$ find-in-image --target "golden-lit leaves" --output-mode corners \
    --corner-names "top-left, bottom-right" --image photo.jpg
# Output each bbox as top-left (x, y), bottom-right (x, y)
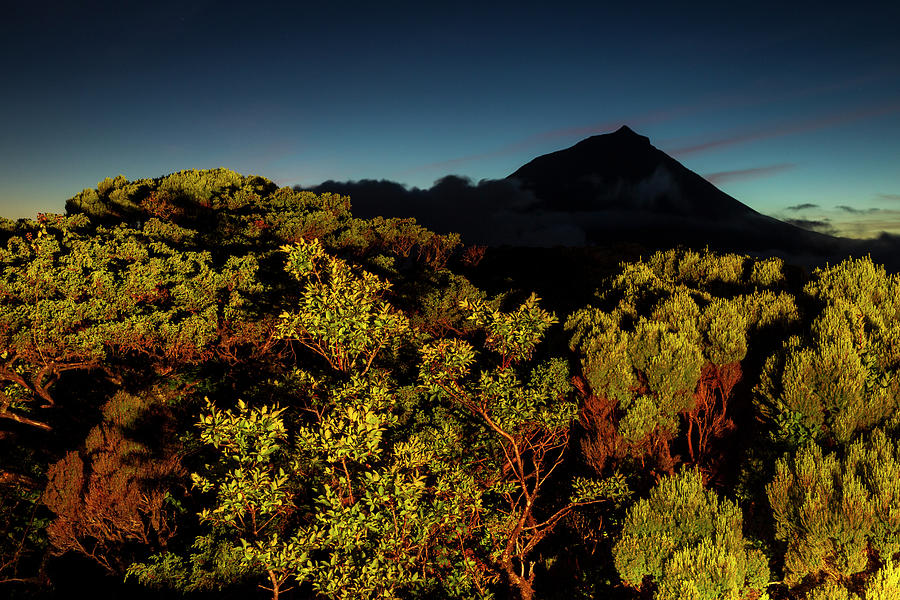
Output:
top-left (275, 238), bottom-right (410, 373)
top-left (0, 215), bottom-right (268, 423)
top-left (460, 292), bottom-right (557, 367)
top-left (767, 430), bottom-right (900, 587)
top-left (759, 257), bottom-right (900, 448)
top-left (613, 468), bottom-right (769, 599)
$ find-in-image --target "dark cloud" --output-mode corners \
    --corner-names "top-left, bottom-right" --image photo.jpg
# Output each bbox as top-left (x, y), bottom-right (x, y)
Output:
top-left (785, 203), bottom-right (819, 211)
top-left (836, 205), bottom-right (881, 214)
top-left (784, 218), bottom-right (839, 236)
top-left (306, 176), bottom-right (580, 247)
top-left (300, 176), bottom-right (900, 273)
top-left (853, 233), bottom-right (900, 272)
top-left (703, 163), bottom-right (795, 184)
top-left (303, 175), bottom-right (834, 253)
top-left (877, 193), bottom-right (900, 201)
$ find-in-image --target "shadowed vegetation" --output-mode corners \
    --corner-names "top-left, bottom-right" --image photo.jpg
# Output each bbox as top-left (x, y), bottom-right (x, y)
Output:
top-left (2, 169), bottom-right (900, 599)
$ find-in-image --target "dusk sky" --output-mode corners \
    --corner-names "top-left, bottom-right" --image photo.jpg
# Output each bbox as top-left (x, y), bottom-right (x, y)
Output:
top-left (3, 0), bottom-right (899, 237)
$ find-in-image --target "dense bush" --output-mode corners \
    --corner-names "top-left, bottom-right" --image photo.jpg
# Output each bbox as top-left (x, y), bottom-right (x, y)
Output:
top-left (566, 248), bottom-right (798, 477)
top-left (1, 170), bottom-right (898, 600)
top-left (613, 468), bottom-right (770, 599)
top-left (767, 428), bottom-right (900, 592)
top-left (756, 257), bottom-right (900, 450)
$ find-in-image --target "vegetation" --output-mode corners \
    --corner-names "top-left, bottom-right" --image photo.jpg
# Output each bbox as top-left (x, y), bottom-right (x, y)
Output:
top-left (2, 168), bottom-right (900, 599)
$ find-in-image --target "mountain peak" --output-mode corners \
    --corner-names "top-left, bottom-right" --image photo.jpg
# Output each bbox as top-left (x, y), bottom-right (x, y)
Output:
top-left (507, 126), bottom-right (748, 217)
top-left (571, 125), bottom-right (651, 151)
top-left (503, 128), bottom-right (842, 253)
top-left (612, 124), bottom-right (639, 136)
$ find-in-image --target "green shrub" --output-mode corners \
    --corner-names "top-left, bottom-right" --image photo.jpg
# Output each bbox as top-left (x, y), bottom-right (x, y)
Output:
top-left (767, 429), bottom-right (900, 587)
top-left (756, 257), bottom-right (900, 449)
top-left (613, 468), bottom-right (770, 599)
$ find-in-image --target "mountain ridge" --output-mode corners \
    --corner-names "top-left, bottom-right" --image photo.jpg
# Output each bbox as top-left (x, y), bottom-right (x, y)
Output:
top-left (308, 127), bottom-right (890, 263)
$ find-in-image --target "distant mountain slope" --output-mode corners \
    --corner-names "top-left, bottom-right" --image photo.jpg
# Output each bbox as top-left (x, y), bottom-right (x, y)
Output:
top-left (508, 126), bottom-right (751, 217)
top-left (505, 125), bottom-right (841, 254)
top-left (308, 127), bottom-right (900, 266)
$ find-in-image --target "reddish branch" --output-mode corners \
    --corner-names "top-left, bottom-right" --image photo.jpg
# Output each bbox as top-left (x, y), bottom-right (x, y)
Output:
top-left (574, 376), bottom-right (676, 477)
top-left (686, 362), bottom-right (740, 467)
top-left (438, 378), bottom-right (596, 600)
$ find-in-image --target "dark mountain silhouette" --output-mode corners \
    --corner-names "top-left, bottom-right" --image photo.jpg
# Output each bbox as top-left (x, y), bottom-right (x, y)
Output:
top-left (505, 125), bottom-right (842, 255)
top-left (309, 126), bottom-right (900, 270)
top-left (508, 126), bottom-right (749, 216)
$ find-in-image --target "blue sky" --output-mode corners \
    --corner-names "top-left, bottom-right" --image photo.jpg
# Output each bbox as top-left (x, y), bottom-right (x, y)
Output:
top-left (2, 0), bottom-right (899, 237)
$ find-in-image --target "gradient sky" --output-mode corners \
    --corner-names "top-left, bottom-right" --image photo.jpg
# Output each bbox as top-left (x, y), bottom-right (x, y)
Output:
top-left (3, 0), bottom-right (899, 237)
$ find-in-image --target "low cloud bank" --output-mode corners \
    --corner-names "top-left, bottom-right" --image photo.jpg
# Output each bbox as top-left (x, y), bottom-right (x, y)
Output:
top-left (783, 218), bottom-right (838, 236)
top-left (306, 176), bottom-right (585, 247)
top-left (303, 177), bottom-right (900, 271)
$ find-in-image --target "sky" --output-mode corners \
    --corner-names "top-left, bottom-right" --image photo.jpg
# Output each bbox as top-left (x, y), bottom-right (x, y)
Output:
top-left (2, 0), bottom-right (899, 237)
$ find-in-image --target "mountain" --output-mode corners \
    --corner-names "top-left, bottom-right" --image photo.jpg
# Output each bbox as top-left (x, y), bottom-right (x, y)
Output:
top-left (508, 126), bottom-right (747, 216)
top-left (310, 126), bottom-right (886, 263)
top-left (505, 125), bottom-right (841, 254)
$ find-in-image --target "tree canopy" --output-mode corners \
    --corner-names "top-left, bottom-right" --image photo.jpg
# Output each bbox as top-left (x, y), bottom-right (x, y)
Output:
top-left (2, 169), bottom-right (899, 600)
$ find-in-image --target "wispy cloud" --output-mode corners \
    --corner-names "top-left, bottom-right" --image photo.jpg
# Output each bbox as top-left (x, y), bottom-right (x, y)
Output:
top-left (785, 218), bottom-right (838, 235)
top-left (833, 212), bottom-right (900, 238)
top-left (405, 69), bottom-right (900, 176)
top-left (813, 206), bottom-right (900, 238)
top-left (669, 98), bottom-right (900, 156)
top-left (703, 163), bottom-right (795, 184)
top-left (786, 203), bottom-right (819, 211)
top-left (836, 205), bottom-right (881, 214)
top-left (877, 193), bottom-right (900, 201)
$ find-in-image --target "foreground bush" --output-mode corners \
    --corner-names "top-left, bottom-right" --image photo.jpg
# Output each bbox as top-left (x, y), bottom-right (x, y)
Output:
top-left (613, 468), bottom-right (770, 599)
top-left (767, 428), bottom-right (900, 590)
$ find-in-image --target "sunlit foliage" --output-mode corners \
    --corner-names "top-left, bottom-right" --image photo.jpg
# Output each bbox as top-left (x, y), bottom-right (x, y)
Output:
top-left (5, 169), bottom-right (900, 600)
top-left (566, 248), bottom-right (798, 475)
top-left (756, 257), bottom-right (900, 449)
top-left (767, 428), bottom-right (900, 591)
top-left (613, 468), bottom-right (770, 599)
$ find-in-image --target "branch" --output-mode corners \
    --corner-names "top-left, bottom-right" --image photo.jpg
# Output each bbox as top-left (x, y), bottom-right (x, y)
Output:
top-left (33, 360), bottom-right (98, 408)
top-left (0, 410), bottom-right (51, 431)
top-left (453, 385), bottom-right (531, 499)
top-left (521, 499), bottom-right (600, 556)
top-left (441, 381), bottom-right (529, 492)
top-left (0, 471), bottom-right (39, 488)
top-left (534, 436), bottom-right (570, 490)
top-left (0, 577), bottom-right (44, 586)
top-left (0, 365), bottom-right (29, 389)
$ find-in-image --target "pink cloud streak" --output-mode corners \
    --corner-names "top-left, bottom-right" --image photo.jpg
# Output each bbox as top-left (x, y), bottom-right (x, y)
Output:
top-left (405, 68), bottom-right (900, 175)
top-left (703, 163), bottom-right (796, 184)
top-left (670, 99), bottom-right (900, 156)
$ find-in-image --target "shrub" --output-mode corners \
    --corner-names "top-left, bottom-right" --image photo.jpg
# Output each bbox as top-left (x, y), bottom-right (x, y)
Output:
top-left (613, 468), bottom-right (770, 599)
top-left (767, 429), bottom-right (900, 587)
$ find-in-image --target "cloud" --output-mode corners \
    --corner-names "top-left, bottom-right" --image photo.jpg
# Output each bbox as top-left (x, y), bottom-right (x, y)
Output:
top-left (784, 218), bottom-right (839, 236)
top-left (877, 193), bottom-right (900, 201)
top-left (669, 98), bottom-right (900, 156)
top-left (786, 203), bottom-right (819, 211)
top-left (302, 175), bottom-right (900, 273)
top-left (853, 233), bottom-right (900, 271)
top-left (304, 174), bottom-right (826, 253)
top-left (409, 68), bottom-right (900, 175)
top-left (829, 209), bottom-right (900, 238)
top-left (836, 205), bottom-right (881, 214)
top-left (703, 163), bottom-right (795, 184)
top-left (305, 176), bottom-right (572, 246)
